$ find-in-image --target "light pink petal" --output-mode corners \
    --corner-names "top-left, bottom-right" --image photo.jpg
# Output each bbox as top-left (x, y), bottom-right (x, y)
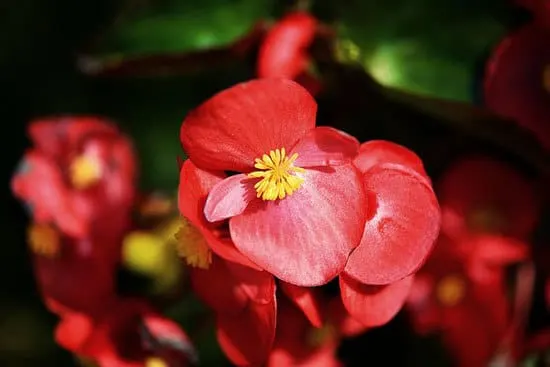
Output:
top-left (344, 164), bottom-right (440, 285)
top-left (340, 274), bottom-right (414, 327)
top-left (204, 174), bottom-right (257, 222)
top-left (231, 164), bottom-right (366, 286)
top-left (292, 127), bottom-right (360, 167)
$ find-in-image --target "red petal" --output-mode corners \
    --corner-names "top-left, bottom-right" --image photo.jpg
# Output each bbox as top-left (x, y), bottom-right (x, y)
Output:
top-left (484, 24), bottom-right (550, 150)
top-left (55, 312), bottom-right (93, 352)
top-left (345, 164), bottom-right (440, 285)
top-left (340, 274), bottom-right (413, 327)
top-left (438, 156), bottom-right (538, 240)
top-left (204, 174), bottom-right (257, 222)
top-left (179, 160), bottom-right (261, 269)
top-left (353, 140), bottom-right (427, 178)
top-left (231, 164), bottom-right (366, 286)
top-left (292, 127), bottom-right (360, 167)
top-left (180, 78), bottom-right (317, 172)
top-left (28, 116), bottom-right (117, 160)
top-left (217, 300), bottom-right (277, 366)
top-left (257, 12), bottom-right (317, 79)
top-left (226, 260), bottom-right (276, 305)
top-left (280, 282), bottom-right (323, 327)
top-left (190, 256), bottom-right (248, 314)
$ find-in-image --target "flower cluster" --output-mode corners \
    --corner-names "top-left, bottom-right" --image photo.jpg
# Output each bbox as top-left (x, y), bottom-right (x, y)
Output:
top-left (177, 78), bottom-right (441, 365)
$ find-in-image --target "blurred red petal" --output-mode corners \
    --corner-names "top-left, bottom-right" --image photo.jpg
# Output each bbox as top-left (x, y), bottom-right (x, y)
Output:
top-left (257, 12), bottom-right (317, 79)
top-left (340, 274), bottom-right (413, 327)
top-left (180, 79), bottom-right (316, 172)
top-left (280, 282), bottom-right (323, 327)
top-left (345, 164), bottom-right (440, 285)
top-left (231, 164), bottom-right (365, 286)
top-left (217, 299), bottom-right (277, 366)
top-left (55, 312), bottom-right (93, 352)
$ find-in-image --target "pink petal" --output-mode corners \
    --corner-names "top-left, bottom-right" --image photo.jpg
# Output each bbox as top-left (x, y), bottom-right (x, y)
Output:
top-left (204, 174), bottom-right (257, 222)
top-left (353, 140), bottom-right (428, 178)
top-left (180, 78), bottom-right (317, 172)
top-left (344, 164), bottom-right (440, 285)
top-left (217, 300), bottom-right (277, 366)
top-left (231, 164), bottom-right (365, 286)
top-left (292, 127), bottom-right (360, 167)
top-left (280, 282), bottom-right (323, 327)
top-left (340, 274), bottom-right (414, 327)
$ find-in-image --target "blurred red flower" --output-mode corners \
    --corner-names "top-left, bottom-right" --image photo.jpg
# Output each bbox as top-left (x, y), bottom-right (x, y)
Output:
top-left (55, 298), bottom-right (196, 367)
top-left (180, 78), bottom-right (366, 287)
top-left (484, 23), bottom-right (550, 151)
top-left (257, 12), bottom-right (321, 95)
top-left (516, 0), bottom-right (550, 27)
top-left (12, 117), bottom-right (137, 241)
top-left (406, 236), bottom-right (511, 367)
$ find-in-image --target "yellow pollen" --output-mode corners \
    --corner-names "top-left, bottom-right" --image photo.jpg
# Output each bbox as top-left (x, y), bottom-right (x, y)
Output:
top-left (248, 148), bottom-right (305, 201)
top-left (175, 217), bottom-right (212, 269)
top-left (27, 223), bottom-right (60, 258)
top-left (436, 275), bottom-right (466, 307)
top-left (306, 323), bottom-right (336, 347)
top-left (467, 207), bottom-right (506, 233)
top-left (69, 155), bottom-right (101, 189)
top-left (543, 65), bottom-right (550, 93)
top-left (145, 357), bottom-right (168, 367)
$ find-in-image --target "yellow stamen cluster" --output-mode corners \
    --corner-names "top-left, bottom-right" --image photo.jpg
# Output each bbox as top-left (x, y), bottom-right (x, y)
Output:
top-left (307, 323), bottom-right (336, 347)
top-left (27, 223), bottom-right (60, 258)
top-left (436, 274), bottom-right (466, 307)
top-left (176, 218), bottom-right (212, 269)
top-left (248, 148), bottom-right (305, 201)
top-left (145, 357), bottom-right (168, 367)
top-left (69, 155), bottom-right (101, 189)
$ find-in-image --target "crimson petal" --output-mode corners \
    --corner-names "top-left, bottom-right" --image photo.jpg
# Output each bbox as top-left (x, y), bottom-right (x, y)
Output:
top-left (180, 78), bottom-right (316, 172)
top-left (231, 164), bottom-right (365, 286)
top-left (340, 274), bottom-right (414, 327)
top-left (280, 282), bottom-right (323, 327)
top-left (344, 164), bottom-right (440, 285)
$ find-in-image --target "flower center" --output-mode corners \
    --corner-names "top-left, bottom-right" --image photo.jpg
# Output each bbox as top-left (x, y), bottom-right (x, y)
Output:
top-left (176, 217), bottom-right (212, 269)
top-left (248, 148), bottom-right (305, 201)
top-left (543, 65), bottom-right (550, 93)
top-left (69, 155), bottom-right (102, 189)
top-left (27, 223), bottom-right (60, 258)
top-left (306, 323), bottom-right (336, 347)
top-left (436, 275), bottom-right (466, 306)
top-left (145, 357), bottom-right (168, 367)
top-left (467, 207), bottom-right (506, 233)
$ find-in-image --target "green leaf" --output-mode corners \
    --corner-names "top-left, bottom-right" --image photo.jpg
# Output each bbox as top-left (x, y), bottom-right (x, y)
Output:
top-left (99, 0), bottom-right (274, 56)
top-left (337, 0), bottom-right (512, 101)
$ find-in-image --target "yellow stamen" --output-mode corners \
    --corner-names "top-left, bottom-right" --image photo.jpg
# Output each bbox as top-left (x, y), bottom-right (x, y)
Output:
top-left (543, 65), bottom-right (550, 93)
top-left (176, 217), bottom-right (212, 269)
top-left (69, 155), bottom-right (101, 189)
top-left (436, 274), bottom-right (466, 306)
top-left (467, 207), bottom-right (505, 233)
top-left (248, 148), bottom-right (305, 201)
top-left (306, 323), bottom-right (336, 347)
top-left (145, 357), bottom-right (168, 367)
top-left (27, 223), bottom-right (60, 258)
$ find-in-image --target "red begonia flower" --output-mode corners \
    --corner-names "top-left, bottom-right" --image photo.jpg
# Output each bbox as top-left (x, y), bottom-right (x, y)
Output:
top-left (12, 117), bottom-right (136, 240)
top-left (406, 236), bottom-right (511, 367)
top-left (257, 12), bottom-right (317, 79)
top-left (339, 273), bottom-right (414, 327)
top-left (180, 78), bottom-right (365, 286)
top-left (27, 223), bottom-right (115, 316)
top-left (191, 255), bottom-right (276, 366)
top-left (343, 141), bottom-right (440, 285)
top-left (56, 299), bottom-right (196, 367)
top-left (484, 24), bottom-right (550, 150)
